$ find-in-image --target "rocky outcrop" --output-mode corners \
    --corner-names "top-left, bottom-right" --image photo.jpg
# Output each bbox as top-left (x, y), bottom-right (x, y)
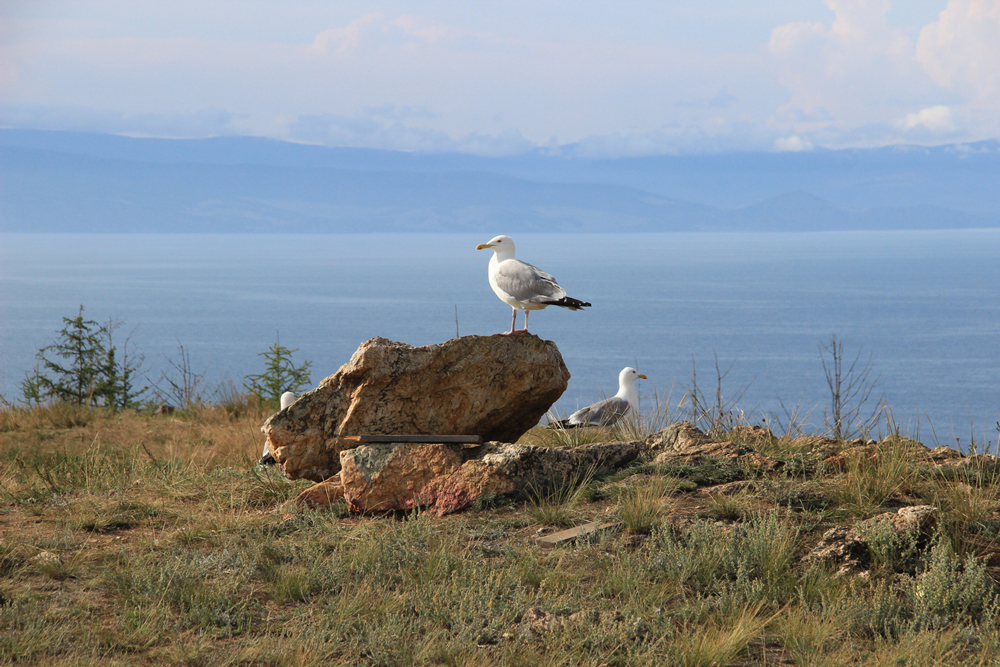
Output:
top-left (646, 422), bottom-right (781, 471)
top-left (802, 505), bottom-right (939, 575)
top-left (296, 439), bottom-right (644, 515)
top-left (263, 334), bottom-right (570, 481)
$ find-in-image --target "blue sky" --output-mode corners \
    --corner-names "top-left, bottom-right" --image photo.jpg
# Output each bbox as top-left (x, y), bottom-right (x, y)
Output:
top-left (1, 0), bottom-right (997, 155)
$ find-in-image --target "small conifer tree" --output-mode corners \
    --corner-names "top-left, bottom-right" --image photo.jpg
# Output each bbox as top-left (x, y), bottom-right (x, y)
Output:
top-left (24, 305), bottom-right (147, 409)
top-left (243, 335), bottom-right (313, 407)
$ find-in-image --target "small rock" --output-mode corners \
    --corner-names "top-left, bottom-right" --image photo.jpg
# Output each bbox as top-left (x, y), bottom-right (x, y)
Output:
top-left (647, 424), bottom-right (781, 471)
top-left (645, 421), bottom-right (712, 451)
top-left (295, 478), bottom-right (346, 509)
top-left (30, 551), bottom-right (61, 566)
top-left (516, 607), bottom-right (565, 639)
top-left (802, 505), bottom-right (939, 574)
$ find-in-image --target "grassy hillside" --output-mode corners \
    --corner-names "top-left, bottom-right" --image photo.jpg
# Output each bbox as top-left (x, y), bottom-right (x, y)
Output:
top-left (2, 403), bottom-right (999, 665)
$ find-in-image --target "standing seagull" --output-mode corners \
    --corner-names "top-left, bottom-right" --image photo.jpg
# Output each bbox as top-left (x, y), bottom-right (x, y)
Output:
top-left (475, 235), bottom-right (590, 334)
top-left (259, 391), bottom-right (296, 466)
top-left (550, 367), bottom-right (648, 428)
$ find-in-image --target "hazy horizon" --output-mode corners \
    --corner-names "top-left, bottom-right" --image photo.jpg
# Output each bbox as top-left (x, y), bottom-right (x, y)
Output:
top-left (2, 1), bottom-right (998, 157)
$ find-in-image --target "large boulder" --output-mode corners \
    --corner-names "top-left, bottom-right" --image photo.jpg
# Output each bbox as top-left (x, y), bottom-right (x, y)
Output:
top-left (297, 439), bottom-right (645, 516)
top-left (263, 334), bottom-right (570, 481)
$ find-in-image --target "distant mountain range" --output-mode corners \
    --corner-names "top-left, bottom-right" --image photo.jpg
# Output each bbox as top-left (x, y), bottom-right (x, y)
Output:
top-left (2, 129), bottom-right (998, 233)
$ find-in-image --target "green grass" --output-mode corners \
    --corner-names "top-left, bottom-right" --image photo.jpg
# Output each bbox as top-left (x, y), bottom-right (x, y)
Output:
top-left (2, 403), bottom-right (1000, 665)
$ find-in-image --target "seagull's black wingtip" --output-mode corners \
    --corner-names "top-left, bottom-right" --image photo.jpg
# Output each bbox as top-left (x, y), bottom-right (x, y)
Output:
top-left (546, 296), bottom-right (591, 311)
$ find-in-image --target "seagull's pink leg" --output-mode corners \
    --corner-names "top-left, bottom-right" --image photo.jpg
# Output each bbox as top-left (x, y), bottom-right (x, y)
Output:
top-left (498, 307), bottom-right (517, 335)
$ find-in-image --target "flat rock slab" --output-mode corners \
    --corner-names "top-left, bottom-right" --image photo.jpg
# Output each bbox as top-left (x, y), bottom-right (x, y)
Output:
top-left (263, 334), bottom-right (570, 482)
top-left (534, 522), bottom-right (617, 548)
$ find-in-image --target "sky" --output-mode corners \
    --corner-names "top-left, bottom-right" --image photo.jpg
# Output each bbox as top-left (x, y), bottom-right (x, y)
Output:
top-left (1, 0), bottom-right (998, 156)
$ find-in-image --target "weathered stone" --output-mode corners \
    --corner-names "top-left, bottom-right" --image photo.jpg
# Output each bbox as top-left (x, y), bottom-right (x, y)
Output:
top-left (295, 477), bottom-right (346, 508)
top-left (645, 421), bottom-right (713, 451)
top-left (30, 551), bottom-right (62, 566)
top-left (341, 443), bottom-right (465, 513)
top-left (928, 446), bottom-right (964, 462)
top-left (935, 453), bottom-right (998, 478)
top-left (802, 505), bottom-right (939, 575)
top-left (823, 437), bottom-right (960, 471)
top-left (263, 334), bottom-right (570, 481)
top-left (516, 607), bottom-right (565, 638)
top-left (801, 526), bottom-right (872, 574)
top-left (644, 422), bottom-right (781, 471)
top-left (297, 439), bottom-right (644, 515)
top-left (855, 504), bottom-right (938, 541)
top-left (651, 438), bottom-right (782, 471)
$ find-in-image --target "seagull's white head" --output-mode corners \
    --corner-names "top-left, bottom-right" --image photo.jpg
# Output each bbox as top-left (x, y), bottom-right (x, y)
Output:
top-left (476, 235), bottom-right (515, 255)
top-left (619, 367), bottom-right (648, 386)
top-left (280, 391), bottom-right (296, 410)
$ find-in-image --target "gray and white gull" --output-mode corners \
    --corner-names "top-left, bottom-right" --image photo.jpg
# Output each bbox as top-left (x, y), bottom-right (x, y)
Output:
top-left (475, 235), bottom-right (590, 334)
top-left (550, 367), bottom-right (647, 429)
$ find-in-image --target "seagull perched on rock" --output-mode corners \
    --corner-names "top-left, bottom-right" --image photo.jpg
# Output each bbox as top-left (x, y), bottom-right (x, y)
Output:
top-left (549, 367), bottom-right (647, 429)
top-left (475, 235), bottom-right (590, 334)
top-left (259, 391), bottom-right (296, 466)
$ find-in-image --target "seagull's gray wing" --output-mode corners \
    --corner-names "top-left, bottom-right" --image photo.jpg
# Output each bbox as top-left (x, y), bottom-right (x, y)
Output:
top-left (568, 396), bottom-right (631, 426)
top-left (493, 259), bottom-right (567, 303)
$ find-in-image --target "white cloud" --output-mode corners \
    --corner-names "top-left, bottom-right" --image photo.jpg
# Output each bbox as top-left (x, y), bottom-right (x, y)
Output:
top-left (391, 15), bottom-right (451, 43)
top-left (897, 105), bottom-right (955, 132)
top-left (303, 14), bottom-right (380, 56)
top-left (769, 0), bottom-right (923, 117)
top-left (762, 0), bottom-right (1000, 149)
top-left (916, 0), bottom-right (1000, 103)
top-left (773, 135), bottom-right (814, 152)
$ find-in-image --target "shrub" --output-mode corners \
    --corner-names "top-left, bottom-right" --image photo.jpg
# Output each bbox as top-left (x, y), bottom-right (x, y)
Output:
top-left (909, 533), bottom-right (1000, 631)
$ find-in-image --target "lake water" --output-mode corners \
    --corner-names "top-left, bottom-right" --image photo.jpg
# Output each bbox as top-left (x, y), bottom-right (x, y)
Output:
top-left (1, 231), bottom-right (998, 448)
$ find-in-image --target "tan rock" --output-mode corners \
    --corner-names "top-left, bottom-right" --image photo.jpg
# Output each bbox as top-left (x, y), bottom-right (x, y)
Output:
top-left (802, 505), bottom-right (939, 574)
top-left (516, 607), bottom-right (565, 639)
top-left (801, 526), bottom-right (871, 574)
top-left (263, 334), bottom-right (570, 481)
top-left (295, 478), bottom-right (346, 508)
top-left (651, 435), bottom-right (782, 472)
top-left (645, 421), bottom-right (713, 451)
top-left (298, 439), bottom-right (644, 515)
top-left (928, 446), bottom-right (964, 462)
top-left (341, 443), bottom-right (464, 513)
top-left (855, 504), bottom-right (938, 540)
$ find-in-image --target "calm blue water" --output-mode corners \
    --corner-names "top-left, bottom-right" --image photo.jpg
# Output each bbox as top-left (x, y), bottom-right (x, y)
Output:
top-left (1, 232), bottom-right (998, 448)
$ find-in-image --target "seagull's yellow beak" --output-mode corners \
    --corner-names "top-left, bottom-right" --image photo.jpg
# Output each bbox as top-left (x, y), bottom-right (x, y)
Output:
top-left (638, 374), bottom-right (648, 380)
top-left (476, 243), bottom-right (492, 250)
